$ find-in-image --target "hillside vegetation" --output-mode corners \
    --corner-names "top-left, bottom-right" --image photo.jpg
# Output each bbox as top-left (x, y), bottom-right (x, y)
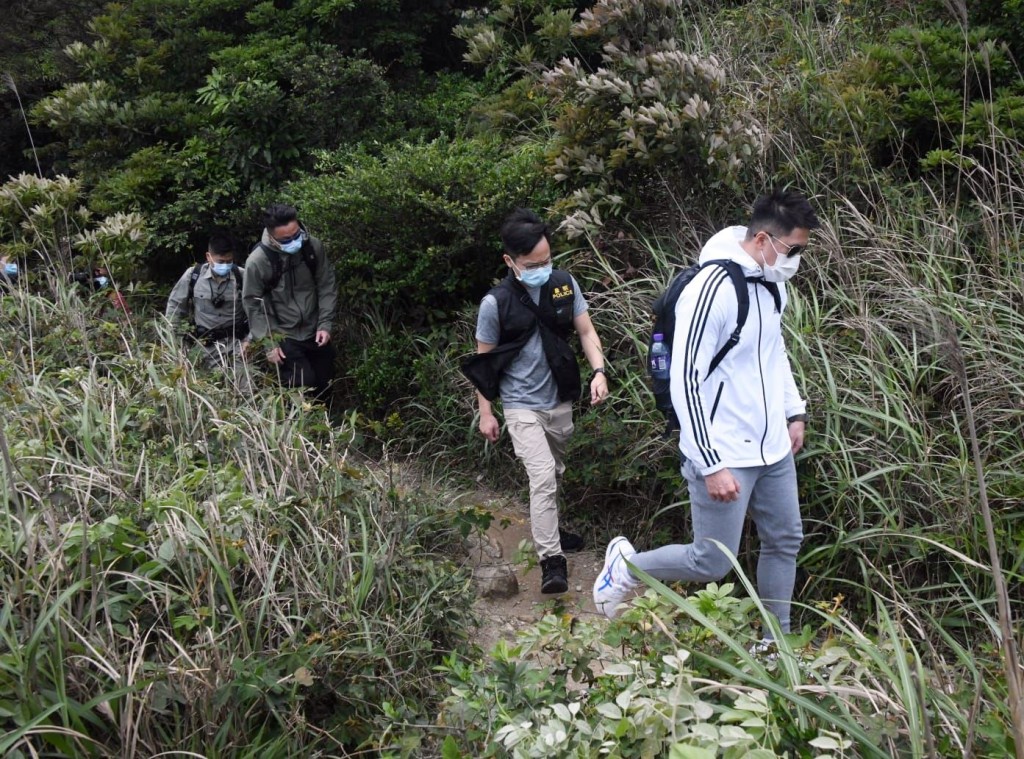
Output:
top-left (2, 0), bottom-right (1024, 756)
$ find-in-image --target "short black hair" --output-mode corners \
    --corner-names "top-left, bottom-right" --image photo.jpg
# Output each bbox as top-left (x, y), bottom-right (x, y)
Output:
top-left (208, 233), bottom-right (234, 257)
top-left (500, 208), bottom-right (551, 258)
top-left (747, 189), bottom-right (820, 238)
top-left (263, 203), bottom-right (299, 231)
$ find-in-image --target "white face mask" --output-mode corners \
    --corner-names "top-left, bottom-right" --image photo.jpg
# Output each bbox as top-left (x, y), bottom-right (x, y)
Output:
top-left (511, 260), bottom-right (552, 288)
top-left (763, 253), bottom-right (801, 282)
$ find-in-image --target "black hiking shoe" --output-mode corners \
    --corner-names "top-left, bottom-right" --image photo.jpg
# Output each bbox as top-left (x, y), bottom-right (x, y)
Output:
top-left (540, 554), bottom-right (568, 594)
top-left (559, 528), bottom-right (584, 553)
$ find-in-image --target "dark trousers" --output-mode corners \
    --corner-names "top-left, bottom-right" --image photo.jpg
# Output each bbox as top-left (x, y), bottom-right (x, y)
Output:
top-left (276, 337), bottom-right (336, 401)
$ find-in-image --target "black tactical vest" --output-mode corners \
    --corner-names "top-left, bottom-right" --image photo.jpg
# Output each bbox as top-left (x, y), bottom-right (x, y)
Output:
top-left (491, 269), bottom-right (575, 343)
top-left (488, 269), bottom-right (580, 402)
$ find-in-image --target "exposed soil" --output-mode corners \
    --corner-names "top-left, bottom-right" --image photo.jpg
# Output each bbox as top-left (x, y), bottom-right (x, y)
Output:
top-left (358, 453), bottom-right (614, 656)
top-left (458, 490), bottom-right (608, 655)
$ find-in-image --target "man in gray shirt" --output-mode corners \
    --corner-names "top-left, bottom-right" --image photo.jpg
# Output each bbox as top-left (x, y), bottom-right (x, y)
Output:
top-left (469, 208), bottom-right (609, 594)
top-left (166, 233), bottom-right (250, 389)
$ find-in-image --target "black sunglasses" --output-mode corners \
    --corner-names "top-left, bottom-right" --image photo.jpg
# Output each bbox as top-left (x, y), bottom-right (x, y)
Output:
top-left (274, 228), bottom-right (305, 245)
top-left (768, 234), bottom-right (805, 258)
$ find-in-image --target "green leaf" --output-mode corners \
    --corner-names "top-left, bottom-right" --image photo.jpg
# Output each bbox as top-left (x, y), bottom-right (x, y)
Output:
top-left (158, 538), bottom-right (176, 561)
top-left (669, 745), bottom-right (715, 759)
top-left (441, 735), bottom-right (462, 759)
top-left (809, 736), bottom-right (843, 750)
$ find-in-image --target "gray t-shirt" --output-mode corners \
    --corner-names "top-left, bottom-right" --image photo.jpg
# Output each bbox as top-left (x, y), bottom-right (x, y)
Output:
top-left (475, 273), bottom-right (588, 410)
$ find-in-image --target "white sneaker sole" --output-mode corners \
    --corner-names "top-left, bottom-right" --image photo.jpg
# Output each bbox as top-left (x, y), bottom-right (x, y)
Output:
top-left (593, 536), bottom-right (635, 617)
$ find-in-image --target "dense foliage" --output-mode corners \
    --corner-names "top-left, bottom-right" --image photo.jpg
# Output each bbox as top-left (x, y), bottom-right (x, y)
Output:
top-left (456, 0), bottom-right (764, 237)
top-left (440, 581), bottom-right (990, 756)
top-left (285, 136), bottom-right (558, 320)
top-left (0, 220), bottom-right (475, 754)
top-left (26, 0), bottom-right (491, 271)
top-left (4, 0), bottom-right (1024, 754)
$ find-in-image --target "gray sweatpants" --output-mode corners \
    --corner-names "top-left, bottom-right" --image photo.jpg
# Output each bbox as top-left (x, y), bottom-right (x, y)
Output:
top-left (631, 453), bottom-right (803, 632)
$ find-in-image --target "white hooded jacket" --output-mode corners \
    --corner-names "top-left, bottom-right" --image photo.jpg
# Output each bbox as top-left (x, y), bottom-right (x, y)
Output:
top-left (669, 225), bottom-right (806, 475)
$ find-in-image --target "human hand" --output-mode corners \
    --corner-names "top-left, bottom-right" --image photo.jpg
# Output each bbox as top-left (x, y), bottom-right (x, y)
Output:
top-left (315, 330), bottom-right (331, 346)
top-left (590, 372), bottom-right (608, 405)
top-left (704, 468), bottom-right (741, 502)
top-left (788, 421), bottom-right (805, 454)
top-left (479, 413), bottom-right (500, 443)
top-left (267, 346), bottom-right (286, 365)
top-left (240, 340), bottom-right (250, 359)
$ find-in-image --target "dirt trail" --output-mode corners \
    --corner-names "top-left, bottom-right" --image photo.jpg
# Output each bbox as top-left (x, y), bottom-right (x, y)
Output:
top-left (463, 492), bottom-right (607, 655)
top-left (358, 454), bottom-right (610, 654)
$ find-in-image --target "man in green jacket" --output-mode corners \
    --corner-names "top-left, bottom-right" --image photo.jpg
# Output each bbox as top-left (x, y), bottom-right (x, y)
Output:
top-left (242, 203), bottom-right (338, 400)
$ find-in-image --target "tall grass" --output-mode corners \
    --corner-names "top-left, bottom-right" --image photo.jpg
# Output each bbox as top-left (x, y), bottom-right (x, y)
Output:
top-left (395, 3), bottom-right (1024, 754)
top-left (0, 281), bottom-right (474, 755)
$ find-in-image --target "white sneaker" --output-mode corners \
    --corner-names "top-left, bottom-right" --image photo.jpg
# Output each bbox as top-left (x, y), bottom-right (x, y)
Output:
top-left (593, 536), bottom-right (637, 618)
top-left (748, 637), bottom-right (778, 662)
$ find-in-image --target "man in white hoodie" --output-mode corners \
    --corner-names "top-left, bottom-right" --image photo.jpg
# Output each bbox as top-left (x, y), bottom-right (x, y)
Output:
top-left (594, 189), bottom-right (818, 638)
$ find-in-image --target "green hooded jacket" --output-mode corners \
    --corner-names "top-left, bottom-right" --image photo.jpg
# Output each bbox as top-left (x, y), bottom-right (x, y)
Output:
top-left (242, 229), bottom-right (338, 343)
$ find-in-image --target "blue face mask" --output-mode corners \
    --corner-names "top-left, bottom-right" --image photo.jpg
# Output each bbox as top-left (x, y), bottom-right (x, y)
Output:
top-left (280, 236), bottom-right (304, 254)
top-left (3, 263), bottom-right (17, 276)
top-left (513, 262), bottom-right (553, 288)
top-left (211, 262), bottom-right (233, 277)
top-left (95, 276), bottom-right (109, 289)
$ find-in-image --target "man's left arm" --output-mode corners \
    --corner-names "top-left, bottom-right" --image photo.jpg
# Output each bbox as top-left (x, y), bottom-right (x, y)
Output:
top-left (781, 349), bottom-right (807, 454)
top-left (573, 311), bottom-right (608, 405)
top-left (313, 240), bottom-right (338, 346)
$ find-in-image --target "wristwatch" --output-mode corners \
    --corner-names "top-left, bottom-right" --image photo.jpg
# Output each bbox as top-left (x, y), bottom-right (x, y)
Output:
top-left (592, 367), bottom-right (606, 379)
top-left (787, 413), bottom-right (808, 424)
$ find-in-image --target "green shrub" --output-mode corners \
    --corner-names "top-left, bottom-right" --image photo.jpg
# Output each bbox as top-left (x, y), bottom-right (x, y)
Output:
top-left (870, 26), bottom-right (1016, 160)
top-left (454, 0), bottom-right (591, 135)
top-left (349, 312), bottom-right (418, 416)
top-left (456, 0), bottom-right (764, 238)
top-left (283, 135), bottom-right (558, 321)
top-left (439, 577), bottom-right (989, 757)
top-left (27, 0), bottom-right (491, 266)
top-left (0, 172), bottom-right (149, 281)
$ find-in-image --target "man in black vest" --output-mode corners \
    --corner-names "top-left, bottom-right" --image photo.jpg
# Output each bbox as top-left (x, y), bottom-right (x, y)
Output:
top-left (469, 208), bottom-right (609, 594)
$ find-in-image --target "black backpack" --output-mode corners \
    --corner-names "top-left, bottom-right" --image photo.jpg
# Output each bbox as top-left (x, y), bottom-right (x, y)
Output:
top-left (649, 259), bottom-right (749, 434)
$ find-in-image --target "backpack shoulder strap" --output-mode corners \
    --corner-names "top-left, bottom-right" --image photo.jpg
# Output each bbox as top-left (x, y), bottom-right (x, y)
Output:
top-left (300, 239), bottom-right (318, 278)
top-left (548, 269), bottom-right (571, 288)
top-left (707, 259), bottom-right (749, 375)
top-left (515, 283), bottom-right (555, 330)
top-left (258, 243), bottom-right (284, 293)
top-left (232, 266), bottom-right (243, 289)
top-left (511, 274), bottom-right (569, 334)
top-left (186, 263), bottom-right (203, 304)
top-left (748, 276), bottom-right (781, 313)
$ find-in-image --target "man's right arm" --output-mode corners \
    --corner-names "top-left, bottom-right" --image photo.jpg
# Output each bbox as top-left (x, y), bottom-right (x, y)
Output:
top-left (241, 252), bottom-right (271, 340)
top-left (476, 341), bottom-right (500, 442)
top-left (165, 269), bottom-right (192, 323)
top-left (475, 295), bottom-right (501, 442)
top-left (670, 267), bottom-right (741, 500)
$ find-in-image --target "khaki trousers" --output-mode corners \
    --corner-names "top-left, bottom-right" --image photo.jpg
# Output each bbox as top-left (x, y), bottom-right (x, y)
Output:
top-left (505, 402), bottom-right (574, 559)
